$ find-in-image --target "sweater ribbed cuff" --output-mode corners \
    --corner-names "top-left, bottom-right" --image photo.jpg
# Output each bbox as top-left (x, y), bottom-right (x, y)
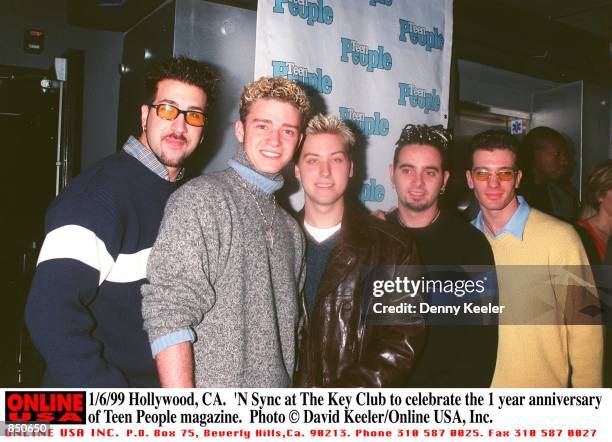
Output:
top-left (150, 328), bottom-right (196, 358)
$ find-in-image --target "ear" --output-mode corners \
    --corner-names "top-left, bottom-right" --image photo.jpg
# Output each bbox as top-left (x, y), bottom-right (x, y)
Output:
top-left (466, 170), bottom-right (474, 189)
top-left (515, 169), bottom-right (523, 189)
top-left (349, 160), bottom-right (354, 178)
top-left (140, 104), bottom-right (150, 132)
top-left (389, 164), bottom-right (395, 181)
top-left (234, 120), bottom-right (245, 144)
top-left (443, 170), bottom-right (450, 188)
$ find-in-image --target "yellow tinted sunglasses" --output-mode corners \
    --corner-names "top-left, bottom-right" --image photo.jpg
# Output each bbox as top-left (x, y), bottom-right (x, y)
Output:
top-left (472, 168), bottom-right (516, 182)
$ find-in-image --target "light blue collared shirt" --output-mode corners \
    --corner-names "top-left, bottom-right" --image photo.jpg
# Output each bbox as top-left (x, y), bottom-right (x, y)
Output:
top-left (472, 196), bottom-right (531, 240)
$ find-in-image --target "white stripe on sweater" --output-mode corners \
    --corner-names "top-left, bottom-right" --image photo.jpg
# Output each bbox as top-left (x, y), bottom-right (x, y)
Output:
top-left (37, 225), bottom-right (150, 285)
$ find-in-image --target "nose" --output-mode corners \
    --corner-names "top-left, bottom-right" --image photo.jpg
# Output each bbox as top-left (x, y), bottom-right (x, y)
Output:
top-left (171, 113), bottom-right (187, 134)
top-left (413, 171), bottom-right (425, 188)
top-left (320, 160), bottom-right (331, 177)
top-left (269, 129), bottom-right (281, 146)
top-left (488, 173), bottom-right (501, 188)
top-left (559, 151), bottom-right (569, 169)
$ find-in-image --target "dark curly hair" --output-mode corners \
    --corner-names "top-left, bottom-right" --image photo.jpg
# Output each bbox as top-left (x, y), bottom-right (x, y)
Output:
top-left (393, 124), bottom-right (451, 170)
top-left (469, 129), bottom-right (520, 169)
top-left (144, 56), bottom-right (218, 105)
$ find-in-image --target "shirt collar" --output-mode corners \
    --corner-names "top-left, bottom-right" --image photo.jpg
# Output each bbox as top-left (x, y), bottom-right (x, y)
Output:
top-left (472, 195), bottom-right (531, 240)
top-left (123, 136), bottom-right (184, 181)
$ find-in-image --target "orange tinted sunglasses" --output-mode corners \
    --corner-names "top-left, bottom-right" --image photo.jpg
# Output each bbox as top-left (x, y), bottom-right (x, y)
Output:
top-left (472, 168), bottom-right (516, 182)
top-left (149, 103), bottom-right (206, 127)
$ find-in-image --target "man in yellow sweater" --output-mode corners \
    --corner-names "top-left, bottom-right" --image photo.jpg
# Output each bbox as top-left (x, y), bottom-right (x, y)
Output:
top-left (466, 129), bottom-right (603, 387)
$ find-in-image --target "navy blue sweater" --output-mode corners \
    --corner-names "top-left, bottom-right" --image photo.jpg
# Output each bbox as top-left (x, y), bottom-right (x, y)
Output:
top-left (25, 150), bottom-right (176, 387)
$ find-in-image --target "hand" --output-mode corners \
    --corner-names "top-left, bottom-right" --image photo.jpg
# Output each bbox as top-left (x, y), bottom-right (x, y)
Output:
top-left (371, 206), bottom-right (397, 221)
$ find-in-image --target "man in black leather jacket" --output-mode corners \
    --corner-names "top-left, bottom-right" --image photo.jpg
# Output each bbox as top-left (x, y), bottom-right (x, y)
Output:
top-left (293, 114), bottom-right (425, 387)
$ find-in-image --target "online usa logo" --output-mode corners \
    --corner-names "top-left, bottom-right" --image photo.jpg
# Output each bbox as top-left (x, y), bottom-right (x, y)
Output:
top-left (340, 38), bottom-right (392, 73)
top-left (369, 0), bottom-right (392, 5)
top-left (399, 19), bottom-right (444, 52)
top-left (272, 60), bottom-right (332, 94)
top-left (398, 83), bottom-right (440, 114)
top-left (339, 107), bottom-right (389, 137)
top-left (272, 0), bottom-right (333, 26)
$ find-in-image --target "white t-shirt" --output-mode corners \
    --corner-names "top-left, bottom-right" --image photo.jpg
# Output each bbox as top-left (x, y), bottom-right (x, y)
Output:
top-left (303, 221), bottom-right (342, 243)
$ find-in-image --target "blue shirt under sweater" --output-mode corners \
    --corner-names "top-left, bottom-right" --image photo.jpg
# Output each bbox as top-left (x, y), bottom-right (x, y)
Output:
top-left (25, 145), bottom-right (177, 387)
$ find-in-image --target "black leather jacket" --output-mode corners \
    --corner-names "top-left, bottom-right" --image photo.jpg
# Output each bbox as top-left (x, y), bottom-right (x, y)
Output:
top-left (294, 204), bottom-right (425, 387)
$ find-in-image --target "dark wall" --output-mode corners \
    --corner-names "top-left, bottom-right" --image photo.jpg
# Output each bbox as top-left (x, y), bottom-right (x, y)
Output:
top-left (1, 0), bottom-right (124, 170)
top-left (117, 1), bottom-right (175, 147)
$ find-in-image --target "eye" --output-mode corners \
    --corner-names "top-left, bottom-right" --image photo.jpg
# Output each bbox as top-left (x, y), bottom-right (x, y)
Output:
top-left (426, 170), bottom-right (437, 177)
top-left (306, 158), bottom-right (318, 165)
top-left (283, 129), bottom-right (296, 136)
top-left (256, 123), bottom-right (268, 130)
top-left (473, 169), bottom-right (490, 181)
top-left (333, 157), bottom-right (345, 163)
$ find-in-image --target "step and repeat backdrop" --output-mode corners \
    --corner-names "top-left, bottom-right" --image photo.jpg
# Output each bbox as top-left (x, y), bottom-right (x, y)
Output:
top-left (254, 0), bottom-right (453, 210)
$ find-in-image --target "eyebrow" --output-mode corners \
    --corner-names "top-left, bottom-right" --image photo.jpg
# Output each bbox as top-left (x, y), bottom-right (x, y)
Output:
top-left (398, 163), bottom-right (440, 171)
top-left (156, 99), bottom-right (204, 112)
top-left (252, 118), bottom-right (299, 130)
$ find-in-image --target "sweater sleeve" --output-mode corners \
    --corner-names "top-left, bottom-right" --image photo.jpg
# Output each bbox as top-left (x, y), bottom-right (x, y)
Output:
top-left (141, 185), bottom-right (219, 353)
top-left (553, 227), bottom-right (603, 387)
top-left (25, 193), bottom-right (128, 387)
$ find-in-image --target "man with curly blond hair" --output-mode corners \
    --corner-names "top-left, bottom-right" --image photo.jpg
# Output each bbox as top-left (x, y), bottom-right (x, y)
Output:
top-left (142, 76), bottom-right (310, 387)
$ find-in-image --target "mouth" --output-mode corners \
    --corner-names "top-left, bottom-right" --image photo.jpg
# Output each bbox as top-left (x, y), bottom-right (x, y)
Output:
top-left (315, 183), bottom-right (334, 189)
top-left (163, 134), bottom-right (187, 148)
top-left (408, 191), bottom-right (426, 199)
top-left (260, 150), bottom-right (281, 159)
top-left (485, 193), bottom-right (503, 200)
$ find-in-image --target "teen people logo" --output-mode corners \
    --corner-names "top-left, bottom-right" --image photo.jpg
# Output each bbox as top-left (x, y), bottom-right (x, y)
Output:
top-left (339, 107), bottom-right (389, 137)
top-left (340, 38), bottom-right (392, 73)
top-left (398, 83), bottom-right (441, 115)
top-left (360, 179), bottom-right (386, 203)
top-left (272, 0), bottom-right (333, 26)
top-left (369, 0), bottom-right (392, 6)
top-left (399, 19), bottom-right (444, 52)
top-left (272, 60), bottom-right (332, 95)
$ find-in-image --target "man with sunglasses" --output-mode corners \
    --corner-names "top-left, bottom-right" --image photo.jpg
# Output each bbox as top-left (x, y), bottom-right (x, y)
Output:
top-left (467, 129), bottom-right (602, 387)
top-left (141, 77), bottom-right (309, 387)
top-left (25, 56), bottom-right (216, 387)
top-left (384, 124), bottom-right (498, 387)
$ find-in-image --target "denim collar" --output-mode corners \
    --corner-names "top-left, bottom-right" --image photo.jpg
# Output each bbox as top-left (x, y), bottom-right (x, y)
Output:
top-left (228, 148), bottom-right (283, 195)
top-left (473, 195), bottom-right (531, 240)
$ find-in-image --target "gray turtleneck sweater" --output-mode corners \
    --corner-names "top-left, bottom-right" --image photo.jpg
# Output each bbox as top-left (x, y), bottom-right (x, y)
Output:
top-left (141, 149), bottom-right (305, 387)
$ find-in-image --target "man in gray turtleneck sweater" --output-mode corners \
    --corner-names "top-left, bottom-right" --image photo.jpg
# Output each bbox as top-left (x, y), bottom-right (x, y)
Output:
top-left (141, 77), bottom-right (310, 387)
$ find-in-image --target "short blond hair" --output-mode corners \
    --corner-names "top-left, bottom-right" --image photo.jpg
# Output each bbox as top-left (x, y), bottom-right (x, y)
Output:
top-left (304, 114), bottom-right (356, 153)
top-left (239, 76), bottom-right (310, 127)
top-left (585, 159), bottom-right (612, 211)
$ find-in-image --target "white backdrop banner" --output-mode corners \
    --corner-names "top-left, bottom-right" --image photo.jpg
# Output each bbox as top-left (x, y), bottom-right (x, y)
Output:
top-left (255, 0), bottom-right (453, 210)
